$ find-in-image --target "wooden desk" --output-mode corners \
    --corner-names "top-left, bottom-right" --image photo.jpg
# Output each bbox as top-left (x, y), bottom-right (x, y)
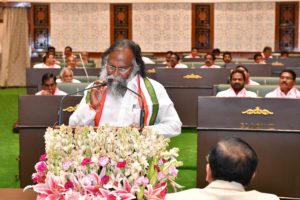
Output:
top-left (0, 189), bottom-right (36, 200)
top-left (19, 95), bottom-right (82, 187)
top-left (197, 97), bottom-right (300, 197)
top-left (156, 68), bottom-right (230, 127)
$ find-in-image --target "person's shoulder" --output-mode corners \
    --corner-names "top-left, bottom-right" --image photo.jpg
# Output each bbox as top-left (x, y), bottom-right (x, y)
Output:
top-left (216, 89), bottom-right (229, 97)
top-left (165, 189), bottom-right (206, 200)
top-left (265, 88), bottom-right (277, 98)
top-left (246, 90), bottom-right (258, 97)
top-left (250, 190), bottom-right (280, 200)
top-left (145, 77), bottom-right (164, 89)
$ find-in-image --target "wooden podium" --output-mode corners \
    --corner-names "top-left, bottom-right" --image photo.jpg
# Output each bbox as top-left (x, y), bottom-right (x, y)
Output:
top-left (18, 95), bottom-right (82, 187)
top-left (197, 97), bottom-right (300, 198)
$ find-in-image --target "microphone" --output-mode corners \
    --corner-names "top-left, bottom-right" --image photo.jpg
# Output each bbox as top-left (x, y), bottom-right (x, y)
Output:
top-left (118, 81), bottom-right (145, 130)
top-left (58, 81), bottom-right (108, 125)
top-left (79, 53), bottom-right (90, 83)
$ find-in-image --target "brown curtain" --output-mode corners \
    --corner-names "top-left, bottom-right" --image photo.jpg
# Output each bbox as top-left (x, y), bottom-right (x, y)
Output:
top-left (0, 8), bottom-right (29, 87)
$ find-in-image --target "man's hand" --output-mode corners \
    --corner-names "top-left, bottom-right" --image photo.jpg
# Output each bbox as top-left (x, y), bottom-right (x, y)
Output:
top-left (90, 80), bottom-right (107, 111)
top-left (40, 90), bottom-right (53, 96)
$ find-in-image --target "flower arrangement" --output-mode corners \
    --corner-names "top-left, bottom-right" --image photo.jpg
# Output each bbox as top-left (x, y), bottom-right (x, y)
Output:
top-left (26, 125), bottom-right (183, 200)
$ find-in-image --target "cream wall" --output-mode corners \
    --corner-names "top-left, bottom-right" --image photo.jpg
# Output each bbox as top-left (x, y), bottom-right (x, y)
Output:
top-left (214, 2), bottom-right (275, 52)
top-left (50, 3), bottom-right (110, 52)
top-left (48, 2), bottom-right (299, 52)
top-left (132, 3), bottom-right (191, 52)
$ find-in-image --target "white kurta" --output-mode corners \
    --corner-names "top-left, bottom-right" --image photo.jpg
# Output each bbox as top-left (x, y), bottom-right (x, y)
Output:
top-left (265, 87), bottom-right (300, 98)
top-left (216, 87), bottom-right (257, 97)
top-left (165, 180), bottom-right (280, 200)
top-left (33, 63), bottom-right (61, 68)
top-left (69, 75), bottom-right (182, 137)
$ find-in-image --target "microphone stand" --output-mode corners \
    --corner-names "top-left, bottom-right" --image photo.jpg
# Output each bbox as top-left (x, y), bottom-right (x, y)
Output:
top-left (58, 82), bottom-right (107, 125)
top-left (121, 85), bottom-right (145, 130)
top-left (79, 53), bottom-right (90, 83)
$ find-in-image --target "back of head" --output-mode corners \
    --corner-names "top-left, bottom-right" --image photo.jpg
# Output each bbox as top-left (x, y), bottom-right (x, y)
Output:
top-left (208, 137), bottom-right (258, 186)
top-left (101, 39), bottom-right (145, 78)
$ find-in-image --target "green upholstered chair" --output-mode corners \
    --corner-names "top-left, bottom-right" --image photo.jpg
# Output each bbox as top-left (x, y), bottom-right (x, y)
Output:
top-left (57, 83), bottom-right (90, 95)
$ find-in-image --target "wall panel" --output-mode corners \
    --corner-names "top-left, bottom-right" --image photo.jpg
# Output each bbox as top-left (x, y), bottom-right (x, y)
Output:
top-left (50, 3), bottom-right (110, 52)
top-left (132, 3), bottom-right (191, 52)
top-left (214, 2), bottom-right (275, 52)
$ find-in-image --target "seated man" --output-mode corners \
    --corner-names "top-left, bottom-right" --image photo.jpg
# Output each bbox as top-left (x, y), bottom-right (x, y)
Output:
top-left (168, 53), bottom-right (188, 68)
top-left (280, 50), bottom-right (289, 59)
top-left (63, 46), bottom-right (76, 62)
top-left (212, 48), bottom-right (222, 59)
top-left (184, 47), bottom-right (200, 59)
top-left (66, 56), bottom-right (77, 69)
top-left (222, 51), bottom-right (233, 64)
top-left (236, 65), bottom-right (260, 85)
top-left (261, 46), bottom-right (273, 59)
top-left (163, 51), bottom-right (173, 65)
top-left (253, 53), bottom-right (265, 64)
top-left (216, 69), bottom-right (257, 97)
top-left (35, 73), bottom-right (67, 96)
top-left (69, 40), bottom-right (182, 138)
top-left (166, 137), bottom-right (280, 200)
top-left (265, 69), bottom-right (300, 98)
top-left (56, 68), bottom-right (81, 83)
top-left (201, 53), bottom-right (221, 68)
top-left (33, 53), bottom-right (61, 69)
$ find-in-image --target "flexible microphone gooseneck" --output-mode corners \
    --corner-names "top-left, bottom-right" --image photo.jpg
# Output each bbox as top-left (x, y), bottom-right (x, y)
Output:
top-left (58, 81), bottom-right (108, 125)
top-left (79, 53), bottom-right (90, 83)
top-left (119, 83), bottom-right (145, 130)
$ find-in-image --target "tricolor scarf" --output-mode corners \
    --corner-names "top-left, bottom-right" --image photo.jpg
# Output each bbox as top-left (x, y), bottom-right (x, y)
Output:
top-left (93, 75), bottom-right (159, 126)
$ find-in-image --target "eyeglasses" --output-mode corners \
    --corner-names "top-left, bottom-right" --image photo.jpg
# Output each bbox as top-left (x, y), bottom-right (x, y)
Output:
top-left (106, 64), bottom-right (132, 75)
top-left (280, 76), bottom-right (293, 81)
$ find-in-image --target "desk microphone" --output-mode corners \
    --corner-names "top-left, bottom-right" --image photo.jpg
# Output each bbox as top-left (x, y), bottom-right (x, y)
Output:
top-left (58, 81), bottom-right (108, 125)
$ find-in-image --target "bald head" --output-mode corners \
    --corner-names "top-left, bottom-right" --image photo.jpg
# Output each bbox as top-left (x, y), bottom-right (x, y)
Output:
top-left (208, 137), bottom-right (258, 186)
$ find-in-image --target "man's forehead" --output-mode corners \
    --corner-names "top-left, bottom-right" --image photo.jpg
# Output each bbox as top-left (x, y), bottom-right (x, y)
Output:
top-left (108, 48), bottom-right (134, 62)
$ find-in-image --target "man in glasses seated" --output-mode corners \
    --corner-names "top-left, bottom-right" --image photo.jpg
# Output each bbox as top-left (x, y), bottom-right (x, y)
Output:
top-left (69, 40), bottom-right (182, 138)
top-left (265, 69), bottom-right (300, 98)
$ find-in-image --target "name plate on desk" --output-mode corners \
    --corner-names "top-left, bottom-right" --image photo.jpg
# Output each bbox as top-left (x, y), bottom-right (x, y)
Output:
top-left (197, 97), bottom-right (300, 131)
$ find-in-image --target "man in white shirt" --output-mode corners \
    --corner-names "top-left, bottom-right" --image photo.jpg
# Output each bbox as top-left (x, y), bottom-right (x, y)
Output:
top-left (35, 73), bottom-right (67, 96)
top-left (166, 137), bottom-right (280, 200)
top-left (56, 68), bottom-right (81, 83)
top-left (184, 47), bottom-right (200, 59)
top-left (33, 54), bottom-right (61, 69)
top-left (168, 53), bottom-right (188, 68)
top-left (69, 40), bottom-right (182, 138)
top-left (236, 65), bottom-right (260, 85)
top-left (265, 69), bottom-right (300, 98)
top-left (201, 53), bottom-right (221, 68)
top-left (216, 69), bottom-right (257, 97)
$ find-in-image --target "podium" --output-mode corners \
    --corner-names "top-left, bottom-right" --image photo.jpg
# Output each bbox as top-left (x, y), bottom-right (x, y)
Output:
top-left (155, 68), bottom-right (230, 127)
top-left (197, 97), bottom-right (300, 198)
top-left (18, 95), bottom-right (82, 187)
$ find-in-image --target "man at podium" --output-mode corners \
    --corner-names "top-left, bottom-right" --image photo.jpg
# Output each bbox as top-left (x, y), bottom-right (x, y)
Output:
top-left (69, 40), bottom-right (182, 138)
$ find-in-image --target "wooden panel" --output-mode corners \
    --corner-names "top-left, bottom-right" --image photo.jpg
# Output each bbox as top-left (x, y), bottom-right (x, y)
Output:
top-left (110, 4), bottom-right (132, 45)
top-left (192, 4), bottom-right (214, 50)
top-left (196, 97), bottom-right (300, 198)
top-left (30, 3), bottom-right (50, 51)
top-left (275, 2), bottom-right (299, 51)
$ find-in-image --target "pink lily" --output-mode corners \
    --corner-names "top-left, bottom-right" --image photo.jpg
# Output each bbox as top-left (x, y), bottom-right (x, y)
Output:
top-left (144, 181), bottom-right (168, 200)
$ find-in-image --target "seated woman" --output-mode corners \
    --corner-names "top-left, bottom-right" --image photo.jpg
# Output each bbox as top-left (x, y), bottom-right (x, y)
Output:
top-left (56, 68), bottom-right (81, 83)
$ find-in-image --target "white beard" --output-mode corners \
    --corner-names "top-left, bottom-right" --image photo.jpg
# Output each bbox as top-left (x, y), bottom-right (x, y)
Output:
top-left (99, 67), bottom-right (137, 97)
